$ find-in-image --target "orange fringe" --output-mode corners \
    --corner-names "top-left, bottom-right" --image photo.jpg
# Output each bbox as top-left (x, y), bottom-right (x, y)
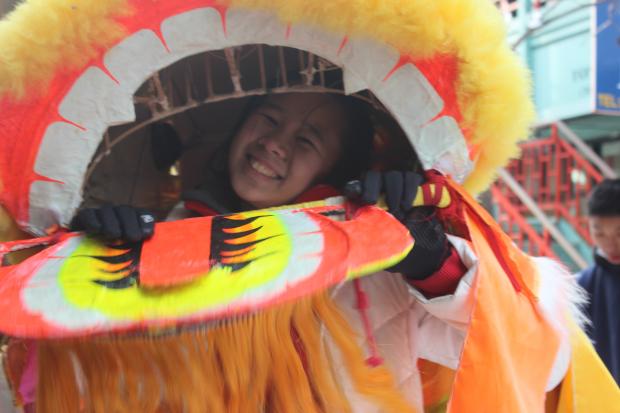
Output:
top-left (37, 293), bottom-right (418, 413)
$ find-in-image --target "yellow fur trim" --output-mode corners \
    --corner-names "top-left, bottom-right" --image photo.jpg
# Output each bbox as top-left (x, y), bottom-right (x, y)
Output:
top-left (0, 0), bottom-right (130, 99)
top-left (37, 293), bottom-right (418, 413)
top-left (0, 0), bottom-right (533, 192)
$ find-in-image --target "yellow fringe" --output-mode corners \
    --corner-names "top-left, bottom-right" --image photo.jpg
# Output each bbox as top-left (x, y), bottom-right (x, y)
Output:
top-left (37, 292), bottom-right (419, 413)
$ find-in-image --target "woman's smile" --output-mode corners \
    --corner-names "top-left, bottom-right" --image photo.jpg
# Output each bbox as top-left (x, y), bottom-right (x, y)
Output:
top-left (228, 93), bottom-right (345, 208)
top-left (246, 154), bottom-right (284, 180)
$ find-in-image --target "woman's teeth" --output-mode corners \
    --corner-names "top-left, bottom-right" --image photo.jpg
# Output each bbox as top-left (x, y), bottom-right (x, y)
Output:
top-left (250, 158), bottom-right (279, 179)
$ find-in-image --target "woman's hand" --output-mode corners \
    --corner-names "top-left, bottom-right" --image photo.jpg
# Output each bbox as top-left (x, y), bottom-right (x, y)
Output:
top-left (348, 171), bottom-right (451, 280)
top-left (71, 205), bottom-right (156, 242)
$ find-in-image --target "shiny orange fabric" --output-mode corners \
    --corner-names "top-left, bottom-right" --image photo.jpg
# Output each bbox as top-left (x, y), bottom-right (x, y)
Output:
top-left (446, 180), bottom-right (561, 412)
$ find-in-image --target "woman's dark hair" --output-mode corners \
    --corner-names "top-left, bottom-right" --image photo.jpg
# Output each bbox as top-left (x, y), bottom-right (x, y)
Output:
top-left (588, 178), bottom-right (620, 217)
top-left (322, 94), bottom-right (374, 188)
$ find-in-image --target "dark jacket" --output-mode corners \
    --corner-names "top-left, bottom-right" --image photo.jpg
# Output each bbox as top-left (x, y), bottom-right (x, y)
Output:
top-left (578, 252), bottom-right (620, 385)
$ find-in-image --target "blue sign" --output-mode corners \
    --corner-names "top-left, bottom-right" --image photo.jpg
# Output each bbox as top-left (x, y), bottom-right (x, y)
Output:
top-left (595, 1), bottom-right (620, 114)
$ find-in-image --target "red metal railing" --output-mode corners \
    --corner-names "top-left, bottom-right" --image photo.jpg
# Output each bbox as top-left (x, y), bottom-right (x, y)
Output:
top-left (493, 124), bottom-right (604, 249)
top-left (490, 185), bottom-right (559, 259)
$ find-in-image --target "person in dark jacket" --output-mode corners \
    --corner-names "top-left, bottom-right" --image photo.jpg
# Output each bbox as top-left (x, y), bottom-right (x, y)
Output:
top-left (578, 178), bottom-right (620, 384)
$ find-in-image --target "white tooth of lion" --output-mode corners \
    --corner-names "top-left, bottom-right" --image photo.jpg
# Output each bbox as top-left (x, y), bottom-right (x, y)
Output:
top-left (161, 7), bottom-right (229, 57)
top-left (30, 122), bottom-right (97, 232)
top-left (29, 180), bottom-right (81, 235)
top-left (28, 181), bottom-right (68, 235)
top-left (58, 66), bottom-right (135, 132)
top-left (34, 122), bottom-right (95, 183)
top-left (341, 38), bottom-right (443, 127)
top-left (417, 116), bottom-right (472, 182)
top-left (343, 68), bottom-right (367, 95)
top-left (339, 39), bottom-right (400, 89)
top-left (104, 29), bottom-right (180, 96)
top-left (226, 9), bottom-right (287, 47)
top-left (373, 63), bottom-right (444, 128)
top-left (285, 24), bottom-right (343, 66)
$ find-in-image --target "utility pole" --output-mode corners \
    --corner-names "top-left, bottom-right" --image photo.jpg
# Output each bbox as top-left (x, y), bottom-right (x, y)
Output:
top-left (0, 0), bottom-right (19, 17)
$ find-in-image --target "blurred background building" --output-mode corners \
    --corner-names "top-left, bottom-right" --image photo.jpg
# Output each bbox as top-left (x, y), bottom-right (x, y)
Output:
top-left (491, 0), bottom-right (620, 272)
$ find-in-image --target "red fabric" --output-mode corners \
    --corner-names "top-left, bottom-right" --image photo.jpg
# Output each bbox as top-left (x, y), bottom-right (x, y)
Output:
top-left (183, 200), bottom-right (219, 217)
top-left (353, 279), bottom-right (384, 367)
top-left (421, 182), bottom-right (444, 206)
top-left (423, 170), bottom-right (526, 296)
top-left (408, 247), bottom-right (467, 298)
top-left (424, 170), bottom-right (470, 239)
top-left (290, 327), bottom-right (309, 370)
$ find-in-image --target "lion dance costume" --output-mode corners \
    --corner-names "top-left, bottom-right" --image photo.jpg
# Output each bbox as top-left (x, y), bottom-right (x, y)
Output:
top-left (0, 0), bottom-right (619, 412)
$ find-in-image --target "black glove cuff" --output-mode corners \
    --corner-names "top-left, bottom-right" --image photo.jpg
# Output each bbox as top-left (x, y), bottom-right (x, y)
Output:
top-left (388, 211), bottom-right (450, 280)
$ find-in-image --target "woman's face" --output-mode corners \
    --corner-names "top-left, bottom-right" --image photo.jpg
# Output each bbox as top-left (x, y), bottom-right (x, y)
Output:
top-left (228, 93), bottom-right (347, 208)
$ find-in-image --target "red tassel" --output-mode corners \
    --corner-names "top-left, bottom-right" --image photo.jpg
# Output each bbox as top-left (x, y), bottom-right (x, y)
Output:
top-left (353, 279), bottom-right (384, 367)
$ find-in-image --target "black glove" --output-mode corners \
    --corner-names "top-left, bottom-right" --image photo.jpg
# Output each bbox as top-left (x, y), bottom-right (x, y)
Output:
top-left (71, 205), bottom-right (156, 242)
top-left (347, 171), bottom-right (450, 280)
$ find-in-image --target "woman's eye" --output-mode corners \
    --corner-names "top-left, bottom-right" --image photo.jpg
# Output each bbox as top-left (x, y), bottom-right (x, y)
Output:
top-left (297, 136), bottom-right (316, 148)
top-left (258, 113), bottom-right (278, 126)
